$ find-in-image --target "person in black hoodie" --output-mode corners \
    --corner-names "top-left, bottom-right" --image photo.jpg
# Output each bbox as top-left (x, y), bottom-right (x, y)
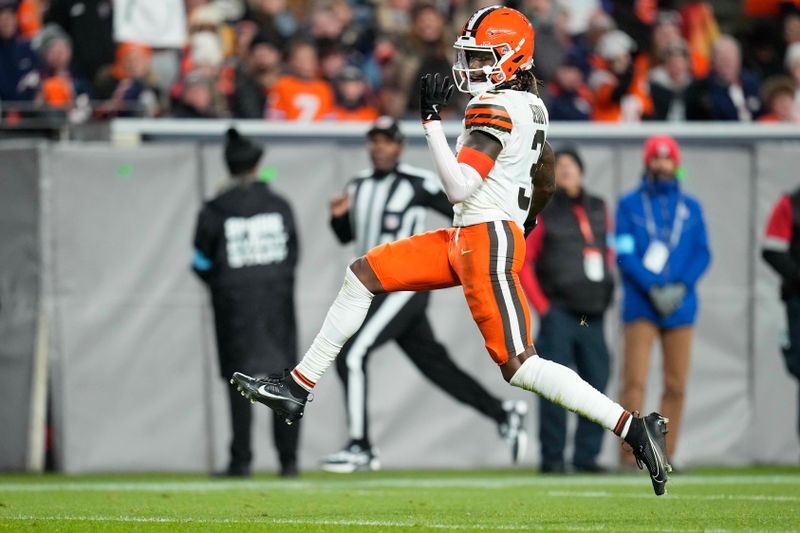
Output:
top-left (192, 128), bottom-right (300, 477)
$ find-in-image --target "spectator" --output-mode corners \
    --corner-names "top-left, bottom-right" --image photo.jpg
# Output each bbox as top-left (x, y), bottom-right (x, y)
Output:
top-left (45, 0), bottom-right (114, 84)
top-left (189, 3), bottom-right (237, 60)
top-left (94, 43), bottom-right (160, 117)
top-left (648, 39), bottom-right (693, 121)
top-left (320, 44), bottom-right (348, 82)
top-left (685, 35), bottom-right (762, 121)
top-left (374, 0), bottom-right (413, 41)
top-left (310, 4), bottom-right (346, 52)
top-left (561, 0), bottom-right (601, 37)
top-left (742, 19), bottom-right (786, 80)
top-left (520, 148), bottom-right (614, 474)
top-left (245, 0), bottom-right (297, 41)
top-left (786, 42), bottom-right (800, 117)
top-left (0, 0), bottom-right (39, 104)
top-left (170, 70), bottom-right (220, 118)
top-left (645, 11), bottom-right (682, 69)
top-left (331, 65), bottom-right (379, 121)
top-left (400, 3), bottom-right (465, 117)
top-left (615, 135), bottom-right (711, 465)
top-left (547, 51), bottom-right (593, 121)
top-left (192, 127), bottom-right (301, 478)
top-left (762, 186), bottom-right (800, 447)
top-left (569, 9), bottom-right (616, 78)
top-left (330, 0), bottom-right (374, 57)
top-left (524, 0), bottom-right (569, 84)
top-left (758, 76), bottom-right (800, 122)
top-left (786, 9), bottom-right (800, 48)
top-left (34, 24), bottom-right (91, 110)
top-left (230, 31), bottom-right (281, 118)
top-left (267, 40), bottom-right (334, 121)
top-left (589, 29), bottom-right (651, 121)
top-left (16, 0), bottom-right (39, 39)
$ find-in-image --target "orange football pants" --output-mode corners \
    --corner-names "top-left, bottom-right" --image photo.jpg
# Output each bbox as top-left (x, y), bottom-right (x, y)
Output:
top-left (365, 220), bottom-right (532, 365)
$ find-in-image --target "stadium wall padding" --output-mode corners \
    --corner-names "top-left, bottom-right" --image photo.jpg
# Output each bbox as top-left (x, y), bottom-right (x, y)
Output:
top-left (0, 146), bottom-right (40, 471)
top-left (0, 137), bottom-right (797, 472)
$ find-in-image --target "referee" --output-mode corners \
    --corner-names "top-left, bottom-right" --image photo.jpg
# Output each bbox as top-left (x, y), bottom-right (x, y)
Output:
top-left (322, 117), bottom-right (529, 473)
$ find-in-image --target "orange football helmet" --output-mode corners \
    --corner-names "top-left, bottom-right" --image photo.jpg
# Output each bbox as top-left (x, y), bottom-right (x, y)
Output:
top-left (452, 6), bottom-right (535, 96)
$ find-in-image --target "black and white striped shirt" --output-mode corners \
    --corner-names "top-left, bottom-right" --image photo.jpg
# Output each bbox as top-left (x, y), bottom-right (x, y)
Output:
top-left (331, 164), bottom-right (452, 256)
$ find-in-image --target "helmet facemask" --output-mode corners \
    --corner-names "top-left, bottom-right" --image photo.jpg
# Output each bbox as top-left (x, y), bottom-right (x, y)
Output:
top-left (452, 39), bottom-right (531, 96)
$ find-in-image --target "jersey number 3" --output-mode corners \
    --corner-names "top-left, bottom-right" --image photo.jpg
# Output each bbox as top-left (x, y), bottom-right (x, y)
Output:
top-left (518, 129), bottom-right (545, 211)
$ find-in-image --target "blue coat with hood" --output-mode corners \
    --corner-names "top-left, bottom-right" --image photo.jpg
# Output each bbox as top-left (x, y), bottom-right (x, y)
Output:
top-left (615, 176), bottom-right (711, 328)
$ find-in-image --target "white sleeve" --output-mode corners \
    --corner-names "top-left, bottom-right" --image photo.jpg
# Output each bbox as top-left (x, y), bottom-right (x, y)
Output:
top-left (422, 121), bottom-right (483, 204)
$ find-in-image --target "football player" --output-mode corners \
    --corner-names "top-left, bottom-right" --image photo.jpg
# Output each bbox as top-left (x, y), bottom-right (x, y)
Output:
top-left (233, 5), bottom-right (672, 495)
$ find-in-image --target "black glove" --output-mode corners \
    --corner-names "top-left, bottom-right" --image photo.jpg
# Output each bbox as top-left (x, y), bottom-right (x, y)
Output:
top-left (420, 73), bottom-right (454, 122)
top-left (648, 283), bottom-right (686, 318)
top-left (524, 218), bottom-right (538, 238)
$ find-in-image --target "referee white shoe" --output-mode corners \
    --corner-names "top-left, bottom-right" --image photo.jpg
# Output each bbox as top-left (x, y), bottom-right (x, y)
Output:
top-left (321, 442), bottom-right (380, 474)
top-left (499, 400), bottom-right (529, 464)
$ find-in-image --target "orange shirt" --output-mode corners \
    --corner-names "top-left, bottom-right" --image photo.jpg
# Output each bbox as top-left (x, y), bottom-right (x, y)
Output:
top-left (331, 105), bottom-right (380, 121)
top-left (267, 75), bottom-right (334, 121)
top-left (591, 54), bottom-right (652, 122)
top-left (744, 0), bottom-right (800, 17)
top-left (17, 0), bottom-right (41, 39)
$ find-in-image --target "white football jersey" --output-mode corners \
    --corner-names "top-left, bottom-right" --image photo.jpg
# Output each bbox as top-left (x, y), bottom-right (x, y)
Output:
top-left (453, 89), bottom-right (549, 229)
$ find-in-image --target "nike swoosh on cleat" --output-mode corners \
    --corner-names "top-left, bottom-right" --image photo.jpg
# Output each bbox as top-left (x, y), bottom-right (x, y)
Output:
top-left (257, 385), bottom-right (303, 405)
top-left (644, 431), bottom-right (667, 480)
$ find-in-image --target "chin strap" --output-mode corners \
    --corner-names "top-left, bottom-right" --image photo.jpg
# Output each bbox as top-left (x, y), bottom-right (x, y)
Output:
top-left (423, 121), bottom-right (487, 203)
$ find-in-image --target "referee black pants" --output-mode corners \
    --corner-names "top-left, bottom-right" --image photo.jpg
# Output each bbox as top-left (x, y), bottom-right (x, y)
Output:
top-left (227, 385), bottom-right (300, 471)
top-left (335, 291), bottom-right (506, 447)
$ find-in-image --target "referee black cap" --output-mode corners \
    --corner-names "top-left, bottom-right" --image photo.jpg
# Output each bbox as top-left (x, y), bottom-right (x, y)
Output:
top-left (367, 116), bottom-right (404, 144)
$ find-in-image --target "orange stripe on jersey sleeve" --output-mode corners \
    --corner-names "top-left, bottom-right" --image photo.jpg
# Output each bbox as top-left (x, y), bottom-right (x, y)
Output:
top-left (465, 102), bottom-right (512, 133)
top-left (457, 145), bottom-right (495, 179)
top-left (465, 105), bottom-right (511, 118)
top-left (465, 116), bottom-right (513, 133)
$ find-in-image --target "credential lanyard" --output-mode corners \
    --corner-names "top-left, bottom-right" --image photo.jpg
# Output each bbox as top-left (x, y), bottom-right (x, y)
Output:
top-left (572, 205), bottom-right (595, 246)
top-left (641, 191), bottom-right (685, 250)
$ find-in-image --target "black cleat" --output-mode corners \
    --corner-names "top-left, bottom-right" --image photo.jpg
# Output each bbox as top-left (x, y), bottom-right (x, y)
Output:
top-left (626, 412), bottom-right (672, 496)
top-left (230, 371), bottom-right (310, 425)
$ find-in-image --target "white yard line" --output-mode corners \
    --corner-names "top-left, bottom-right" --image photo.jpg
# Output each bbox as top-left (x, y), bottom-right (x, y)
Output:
top-left (0, 475), bottom-right (798, 493)
top-left (547, 490), bottom-right (800, 503)
top-left (0, 514), bottom-right (740, 532)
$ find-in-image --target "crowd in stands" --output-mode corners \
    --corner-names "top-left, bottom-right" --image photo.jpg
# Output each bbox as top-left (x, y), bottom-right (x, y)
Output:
top-left (1, 0), bottom-right (800, 123)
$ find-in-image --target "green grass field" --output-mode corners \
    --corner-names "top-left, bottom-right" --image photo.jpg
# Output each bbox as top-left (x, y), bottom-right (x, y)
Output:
top-left (1, 467), bottom-right (798, 532)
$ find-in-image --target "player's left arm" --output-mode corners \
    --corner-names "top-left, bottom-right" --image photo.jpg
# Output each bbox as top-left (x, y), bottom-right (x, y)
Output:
top-left (524, 141), bottom-right (555, 237)
top-left (420, 73), bottom-right (501, 204)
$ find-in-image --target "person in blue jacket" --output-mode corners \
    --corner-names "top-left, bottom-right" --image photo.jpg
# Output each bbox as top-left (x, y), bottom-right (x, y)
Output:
top-left (615, 134), bottom-right (710, 467)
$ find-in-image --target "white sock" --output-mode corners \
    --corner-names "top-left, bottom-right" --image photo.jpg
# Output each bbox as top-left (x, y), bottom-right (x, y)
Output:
top-left (509, 355), bottom-right (628, 433)
top-left (293, 267), bottom-right (374, 388)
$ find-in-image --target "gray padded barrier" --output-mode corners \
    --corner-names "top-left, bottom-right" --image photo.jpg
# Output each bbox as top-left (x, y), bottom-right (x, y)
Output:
top-left (1, 129), bottom-right (798, 472)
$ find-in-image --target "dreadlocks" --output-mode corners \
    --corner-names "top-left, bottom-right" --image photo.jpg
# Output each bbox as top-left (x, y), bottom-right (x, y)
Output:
top-left (498, 69), bottom-right (540, 96)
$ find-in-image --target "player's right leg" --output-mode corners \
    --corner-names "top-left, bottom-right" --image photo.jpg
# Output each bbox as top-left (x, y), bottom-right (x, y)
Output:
top-left (454, 220), bottom-right (670, 495)
top-left (232, 228), bottom-right (459, 424)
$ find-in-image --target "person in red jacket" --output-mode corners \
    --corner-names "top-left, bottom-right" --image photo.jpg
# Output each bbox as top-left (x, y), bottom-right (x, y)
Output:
top-left (763, 188), bottom-right (800, 444)
top-left (520, 148), bottom-right (615, 473)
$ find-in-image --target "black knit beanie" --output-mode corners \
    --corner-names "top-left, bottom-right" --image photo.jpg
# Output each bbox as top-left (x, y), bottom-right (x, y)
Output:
top-left (224, 128), bottom-right (264, 176)
top-left (555, 146), bottom-right (584, 174)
